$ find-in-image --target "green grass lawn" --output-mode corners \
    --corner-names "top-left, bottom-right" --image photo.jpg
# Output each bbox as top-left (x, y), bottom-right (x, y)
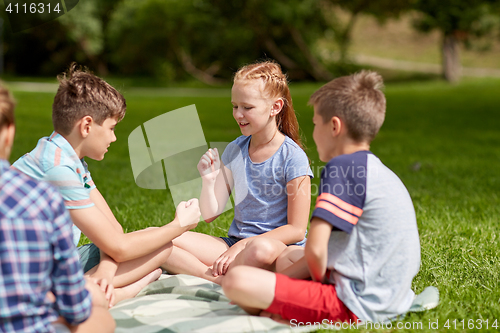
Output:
top-left (7, 77), bottom-right (500, 332)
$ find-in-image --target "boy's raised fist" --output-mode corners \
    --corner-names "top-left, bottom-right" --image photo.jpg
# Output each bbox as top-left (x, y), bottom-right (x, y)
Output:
top-left (176, 199), bottom-right (201, 228)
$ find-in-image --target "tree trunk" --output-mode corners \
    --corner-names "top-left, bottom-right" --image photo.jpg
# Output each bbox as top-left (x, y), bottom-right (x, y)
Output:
top-left (442, 33), bottom-right (461, 83)
top-left (262, 36), bottom-right (298, 70)
top-left (337, 12), bottom-right (359, 64)
top-left (289, 26), bottom-right (333, 81)
top-left (175, 47), bottom-right (225, 86)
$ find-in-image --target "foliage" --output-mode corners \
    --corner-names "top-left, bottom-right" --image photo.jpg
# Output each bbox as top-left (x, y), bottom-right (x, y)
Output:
top-left (58, 0), bottom-right (124, 74)
top-left (322, 0), bottom-right (414, 63)
top-left (209, 0), bottom-right (332, 80)
top-left (58, 0), bottom-right (103, 58)
top-left (413, 0), bottom-right (500, 41)
top-left (1, 0), bottom-right (332, 81)
top-left (2, 0), bottom-right (500, 82)
top-left (412, 0), bottom-right (500, 82)
top-left (107, 0), bottom-right (331, 82)
top-left (108, 0), bottom-right (246, 82)
top-left (0, 0), bottom-right (122, 75)
top-left (2, 21), bottom-right (74, 75)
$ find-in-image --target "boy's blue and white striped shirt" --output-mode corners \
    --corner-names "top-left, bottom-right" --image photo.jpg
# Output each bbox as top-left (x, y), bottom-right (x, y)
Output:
top-left (12, 132), bottom-right (96, 245)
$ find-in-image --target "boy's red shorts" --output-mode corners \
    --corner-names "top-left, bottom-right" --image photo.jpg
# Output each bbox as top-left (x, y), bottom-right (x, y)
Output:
top-left (265, 273), bottom-right (358, 323)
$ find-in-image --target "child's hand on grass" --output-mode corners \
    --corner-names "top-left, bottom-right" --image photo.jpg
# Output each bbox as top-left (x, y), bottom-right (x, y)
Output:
top-left (197, 148), bottom-right (220, 182)
top-left (175, 198), bottom-right (201, 229)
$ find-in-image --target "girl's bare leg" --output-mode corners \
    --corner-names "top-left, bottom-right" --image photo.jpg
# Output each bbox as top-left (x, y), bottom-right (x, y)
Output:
top-left (161, 231), bottom-right (229, 283)
top-left (275, 245), bottom-right (304, 272)
top-left (230, 237), bottom-right (287, 271)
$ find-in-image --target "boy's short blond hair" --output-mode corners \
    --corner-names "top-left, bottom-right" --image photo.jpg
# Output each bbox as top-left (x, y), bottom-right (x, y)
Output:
top-left (53, 63), bottom-right (126, 135)
top-left (309, 70), bottom-right (386, 143)
top-left (0, 82), bottom-right (16, 130)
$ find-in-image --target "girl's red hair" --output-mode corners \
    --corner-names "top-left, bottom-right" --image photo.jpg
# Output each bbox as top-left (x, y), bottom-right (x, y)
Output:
top-left (234, 61), bottom-right (304, 149)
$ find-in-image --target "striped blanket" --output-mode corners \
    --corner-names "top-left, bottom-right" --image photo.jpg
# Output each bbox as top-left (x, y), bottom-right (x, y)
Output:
top-left (110, 273), bottom-right (439, 332)
top-left (110, 274), bottom-right (311, 333)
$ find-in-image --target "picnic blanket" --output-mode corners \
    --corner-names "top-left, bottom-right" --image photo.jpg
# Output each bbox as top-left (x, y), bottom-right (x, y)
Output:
top-left (110, 274), bottom-right (440, 333)
top-left (110, 274), bottom-right (312, 333)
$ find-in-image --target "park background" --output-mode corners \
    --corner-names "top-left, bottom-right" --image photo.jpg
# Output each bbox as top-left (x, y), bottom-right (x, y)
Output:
top-left (1, 0), bottom-right (500, 332)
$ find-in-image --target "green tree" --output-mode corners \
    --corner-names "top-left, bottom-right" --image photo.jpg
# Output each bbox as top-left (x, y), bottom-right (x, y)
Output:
top-left (59, 0), bottom-right (123, 75)
top-left (1, 14), bottom-right (76, 75)
top-left (58, 0), bottom-right (104, 72)
top-left (108, 0), bottom-right (333, 83)
top-left (413, 0), bottom-right (500, 82)
top-left (323, 0), bottom-right (413, 63)
top-left (108, 0), bottom-right (240, 83)
top-left (211, 0), bottom-right (333, 80)
top-left (0, 0), bottom-right (123, 76)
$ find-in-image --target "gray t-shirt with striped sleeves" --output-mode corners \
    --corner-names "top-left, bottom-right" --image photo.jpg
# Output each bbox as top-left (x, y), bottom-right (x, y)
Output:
top-left (312, 151), bottom-right (420, 323)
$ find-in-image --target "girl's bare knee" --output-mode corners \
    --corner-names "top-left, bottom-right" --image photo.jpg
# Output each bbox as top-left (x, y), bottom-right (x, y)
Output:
top-left (244, 239), bottom-right (283, 266)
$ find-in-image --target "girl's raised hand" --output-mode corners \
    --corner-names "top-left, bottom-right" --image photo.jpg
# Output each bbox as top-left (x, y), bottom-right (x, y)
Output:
top-left (197, 148), bottom-right (220, 182)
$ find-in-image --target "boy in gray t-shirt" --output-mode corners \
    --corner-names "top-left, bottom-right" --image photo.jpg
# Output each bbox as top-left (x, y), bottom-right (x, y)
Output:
top-left (222, 71), bottom-right (421, 324)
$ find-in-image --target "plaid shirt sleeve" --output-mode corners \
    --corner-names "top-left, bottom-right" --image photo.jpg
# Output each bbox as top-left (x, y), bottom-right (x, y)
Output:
top-left (48, 189), bottom-right (92, 325)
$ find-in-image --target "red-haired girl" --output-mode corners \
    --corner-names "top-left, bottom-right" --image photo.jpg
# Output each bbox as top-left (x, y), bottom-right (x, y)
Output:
top-left (162, 61), bottom-right (312, 284)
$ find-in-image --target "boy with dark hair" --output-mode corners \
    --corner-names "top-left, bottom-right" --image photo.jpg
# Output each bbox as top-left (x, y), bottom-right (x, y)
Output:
top-left (222, 71), bottom-right (421, 324)
top-left (0, 82), bottom-right (114, 332)
top-left (13, 64), bottom-right (201, 307)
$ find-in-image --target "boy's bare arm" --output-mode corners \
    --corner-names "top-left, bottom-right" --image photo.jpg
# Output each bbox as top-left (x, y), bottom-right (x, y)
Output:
top-left (84, 190), bottom-right (121, 298)
top-left (70, 200), bottom-right (200, 263)
top-left (90, 189), bottom-right (123, 233)
top-left (305, 217), bottom-right (333, 282)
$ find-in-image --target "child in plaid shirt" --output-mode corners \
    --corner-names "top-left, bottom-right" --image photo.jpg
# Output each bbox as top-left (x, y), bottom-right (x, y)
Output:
top-left (0, 82), bottom-right (114, 332)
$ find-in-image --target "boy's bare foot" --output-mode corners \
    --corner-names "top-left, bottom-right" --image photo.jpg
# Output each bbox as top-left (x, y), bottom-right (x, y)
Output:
top-left (111, 268), bottom-right (162, 307)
